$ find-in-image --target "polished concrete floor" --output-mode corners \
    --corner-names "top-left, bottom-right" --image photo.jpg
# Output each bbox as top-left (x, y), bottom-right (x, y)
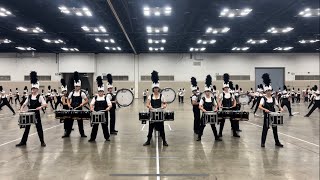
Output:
top-left (0, 100), bottom-right (318, 180)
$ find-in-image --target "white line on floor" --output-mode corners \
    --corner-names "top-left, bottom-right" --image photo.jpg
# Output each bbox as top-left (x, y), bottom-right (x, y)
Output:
top-left (165, 124), bottom-right (173, 131)
top-left (0, 124), bottom-right (62, 147)
top-left (245, 121), bottom-right (319, 147)
top-left (156, 132), bottom-right (160, 180)
top-left (140, 124), bottom-right (146, 131)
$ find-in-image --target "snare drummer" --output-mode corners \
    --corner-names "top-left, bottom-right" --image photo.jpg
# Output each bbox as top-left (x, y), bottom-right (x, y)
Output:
top-left (106, 74), bottom-right (118, 135)
top-left (88, 76), bottom-right (112, 142)
top-left (305, 85), bottom-right (320, 117)
top-left (143, 70), bottom-right (168, 146)
top-left (197, 75), bottom-right (221, 142)
top-left (259, 73), bottom-right (284, 148)
top-left (0, 86), bottom-right (16, 115)
top-left (59, 79), bottom-right (70, 138)
top-left (191, 77), bottom-right (200, 134)
top-left (16, 71), bottom-right (47, 147)
top-left (65, 71), bottom-right (88, 138)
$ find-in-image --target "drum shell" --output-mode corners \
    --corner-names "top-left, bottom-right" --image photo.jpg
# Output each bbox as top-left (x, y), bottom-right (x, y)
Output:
top-left (204, 111), bottom-right (218, 124)
top-left (150, 109), bottom-right (164, 121)
top-left (233, 111), bottom-right (249, 121)
top-left (19, 112), bottom-right (36, 126)
top-left (269, 113), bottom-right (284, 126)
top-left (91, 112), bottom-right (106, 124)
top-left (164, 111), bottom-right (174, 121)
top-left (139, 112), bottom-right (150, 120)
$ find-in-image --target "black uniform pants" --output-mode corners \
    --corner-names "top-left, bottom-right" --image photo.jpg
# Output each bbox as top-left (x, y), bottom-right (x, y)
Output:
top-left (296, 95), bottom-right (301, 103)
top-left (147, 121), bottom-right (166, 141)
top-left (9, 97), bottom-right (13, 104)
top-left (291, 96), bottom-right (295, 103)
top-left (109, 108), bottom-right (116, 132)
top-left (20, 114), bottom-right (44, 143)
top-left (261, 115), bottom-right (280, 145)
top-left (181, 96), bottom-right (184, 103)
top-left (143, 96), bottom-right (147, 103)
top-left (193, 107), bottom-right (200, 133)
top-left (0, 102), bottom-right (15, 114)
top-left (198, 123), bottom-right (219, 139)
top-left (304, 96), bottom-right (308, 102)
top-left (65, 119), bottom-right (85, 135)
top-left (308, 100), bottom-right (314, 109)
top-left (90, 121), bottom-right (110, 140)
top-left (46, 99), bottom-right (54, 109)
top-left (218, 118), bottom-right (237, 136)
top-left (54, 100), bottom-right (63, 110)
top-left (15, 96), bottom-right (20, 104)
top-left (306, 100), bottom-right (320, 116)
top-left (281, 101), bottom-right (292, 115)
top-left (254, 97), bottom-right (261, 114)
top-left (251, 98), bottom-right (257, 109)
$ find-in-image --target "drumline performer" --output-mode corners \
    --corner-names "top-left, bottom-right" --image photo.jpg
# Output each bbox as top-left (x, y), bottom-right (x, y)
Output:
top-left (54, 88), bottom-right (63, 110)
top-left (20, 86), bottom-right (28, 107)
top-left (46, 86), bottom-right (54, 109)
top-left (305, 85), bottom-right (320, 117)
top-left (65, 71), bottom-right (88, 138)
top-left (88, 76), bottom-right (111, 142)
top-left (106, 74), bottom-right (118, 135)
top-left (8, 89), bottom-right (13, 104)
top-left (15, 88), bottom-right (20, 105)
top-left (307, 86), bottom-right (316, 109)
top-left (0, 86), bottom-right (16, 115)
top-left (291, 88), bottom-right (295, 104)
top-left (197, 75), bottom-right (221, 142)
top-left (253, 84), bottom-right (263, 116)
top-left (280, 85), bottom-right (293, 116)
top-left (16, 71), bottom-right (47, 147)
top-left (259, 73), bottom-right (284, 148)
top-left (250, 85), bottom-right (260, 109)
top-left (190, 77), bottom-right (200, 134)
top-left (296, 88), bottom-right (301, 103)
top-left (59, 79), bottom-right (70, 137)
top-left (218, 73), bottom-right (240, 138)
top-left (143, 70), bottom-right (168, 146)
top-left (143, 89), bottom-right (147, 103)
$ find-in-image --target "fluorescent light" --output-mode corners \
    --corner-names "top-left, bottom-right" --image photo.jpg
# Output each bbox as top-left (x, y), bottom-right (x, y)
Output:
top-left (95, 38), bottom-right (101, 42)
top-left (149, 47), bottom-right (164, 51)
top-left (117, 47), bottom-right (121, 51)
top-left (189, 47), bottom-right (205, 52)
top-left (267, 27), bottom-right (293, 34)
top-left (59, 6), bottom-right (93, 17)
top-left (299, 39), bottom-right (320, 44)
top-left (146, 26), bottom-right (168, 33)
top-left (75, 11), bottom-right (83, 16)
top-left (298, 8), bottom-right (320, 17)
top-left (206, 27), bottom-right (230, 34)
top-left (154, 11), bottom-right (160, 16)
top-left (61, 47), bottom-right (79, 51)
top-left (146, 26), bottom-right (152, 33)
top-left (163, 26), bottom-right (168, 32)
top-left (143, 6), bottom-right (172, 17)
top-left (148, 39), bottom-right (152, 43)
top-left (42, 39), bottom-right (51, 43)
top-left (17, 26), bottom-right (44, 33)
top-left (246, 39), bottom-right (268, 44)
top-left (81, 26), bottom-right (107, 33)
top-left (105, 46), bottom-right (121, 51)
top-left (81, 26), bottom-right (90, 31)
top-left (105, 47), bottom-right (110, 50)
top-left (110, 39), bottom-right (115, 43)
top-left (232, 47), bottom-right (250, 51)
top-left (273, 47), bottom-right (293, 51)
top-left (16, 47), bottom-right (36, 51)
top-left (197, 39), bottom-right (202, 44)
top-left (219, 8), bottom-right (252, 17)
top-left (0, 7), bottom-right (13, 16)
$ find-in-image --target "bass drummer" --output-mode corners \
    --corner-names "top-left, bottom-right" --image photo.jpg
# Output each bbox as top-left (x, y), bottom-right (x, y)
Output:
top-left (197, 75), bottom-right (221, 142)
top-left (143, 70), bottom-right (168, 146)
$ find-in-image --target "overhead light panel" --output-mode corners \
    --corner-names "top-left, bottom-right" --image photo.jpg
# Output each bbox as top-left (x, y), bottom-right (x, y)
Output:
top-left (148, 38), bottom-right (166, 44)
top-left (149, 47), bottom-right (165, 51)
top-left (247, 39), bottom-right (268, 44)
top-left (197, 39), bottom-right (216, 45)
top-left (299, 39), bottom-right (320, 44)
top-left (206, 27), bottom-right (230, 34)
top-left (61, 47), bottom-right (79, 52)
top-left (232, 47), bottom-right (250, 51)
top-left (81, 25), bottom-right (107, 33)
top-left (42, 39), bottom-right (64, 44)
top-left (105, 46), bottom-right (121, 51)
top-left (273, 47), bottom-right (293, 51)
top-left (0, 39), bottom-right (12, 44)
top-left (17, 26), bottom-right (44, 33)
top-left (58, 6), bottom-right (92, 17)
top-left (143, 6), bottom-right (172, 16)
top-left (0, 7), bottom-right (13, 17)
top-left (146, 26), bottom-right (169, 33)
top-left (220, 8), bottom-right (252, 17)
top-left (16, 47), bottom-right (36, 51)
top-left (267, 27), bottom-right (293, 34)
top-left (95, 38), bottom-right (115, 43)
top-left (298, 8), bottom-right (320, 17)
top-left (189, 47), bottom-right (206, 52)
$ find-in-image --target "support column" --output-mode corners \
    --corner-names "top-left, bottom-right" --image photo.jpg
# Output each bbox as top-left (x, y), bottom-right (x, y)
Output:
top-left (134, 54), bottom-right (139, 99)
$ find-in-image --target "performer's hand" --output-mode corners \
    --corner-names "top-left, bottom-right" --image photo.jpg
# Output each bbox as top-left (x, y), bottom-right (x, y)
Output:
top-left (68, 105), bottom-right (72, 109)
top-left (90, 108), bottom-right (94, 112)
top-left (280, 108), bottom-right (284, 112)
top-left (214, 108), bottom-right (218, 112)
top-left (264, 109), bottom-right (270, 113)
top-left (203, 109), bottom-right (207, 113)
top-left (106, 108), bottom-right (110, 111)
top-left (36, 107), bottom-right (42, 110)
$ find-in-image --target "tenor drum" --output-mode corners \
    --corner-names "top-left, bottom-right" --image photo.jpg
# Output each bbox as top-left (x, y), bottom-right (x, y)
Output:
top-left (91, 111), bottom-right (106, 124)
top-left (19, 112), bottom-right (36, 128)
top-left (164, 111), bottom-right (174, 121)
top-left (204, 111), bottom-right (218, 124)
top-left (69, 110), bottom-right (91, 119)
top-left (55, 110), bottom-right (70, 119)
top-left (269, 112), bottom-right (284, 126)
top-left (139, 111), bottom-right (150, 120)
top-left (233, 111), bottom-right (249, 121)
top-left (150, 108), bottom-right (164, 122)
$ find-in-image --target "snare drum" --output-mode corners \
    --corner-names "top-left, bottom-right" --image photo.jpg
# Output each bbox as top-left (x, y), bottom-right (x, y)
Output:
top-left (55, 110), bottom-right (70, 119)
top-left (91, 111), bottom-right (106, 124)
top-left (203, 111), bottom-right (218, 124)
top-left (268, 112), bottom-right (284, 126)
top-left (164, 111), bottom-right (174, 121)
top-left (233, 111), bottom-right (249, 121)
top-left (139, 111), bottom-right (150, 121)
top-left (19, 112), bottom-right (36, 128)
top-left (150, 109), bottom-right (164, 122)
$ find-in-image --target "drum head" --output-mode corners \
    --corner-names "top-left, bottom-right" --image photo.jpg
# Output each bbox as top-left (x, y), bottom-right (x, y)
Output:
top-left (239, 94), bottom-right (249, 104)
top-left (115, 88), bottom-right (134, 107)
top-left (160, 88), bottom-right (176, 104)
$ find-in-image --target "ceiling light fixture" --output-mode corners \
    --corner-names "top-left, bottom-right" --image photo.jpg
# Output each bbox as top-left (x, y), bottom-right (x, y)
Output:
top-left (17, 26), bottom-right (44, 33)
top-left (267, 27), bottom-right (293, 34)
top-left (220, 8), bottom-right (252, 17)
top-left (0, 7), bottom-right (12, 16)
top-left (143, 6), bottom-right (172, 16)
top-left (81, 25), bottom-right (107, 33)
top-left (206, 27), bottom-right (230, 34)
top-left (247, 39), bottom-right (268, 44)
top-left (298, 8), bottom-right (320, 17)
top-left (196, 39), bottom-right (216, 45)
top-left (273, 47), bottom-right (293, 51)
top-left (61, 47), bottom-right (79, 52)
top-left (16, 47), bottom-right (36, 51)
top-left (232, 47), bottom-right (250, 51)
top-left (58, 6), bottom-right (93, 17)
top-left (146, 26), bottom-right (169, 33)
top-left (189, 47), bottom-right (206, 52)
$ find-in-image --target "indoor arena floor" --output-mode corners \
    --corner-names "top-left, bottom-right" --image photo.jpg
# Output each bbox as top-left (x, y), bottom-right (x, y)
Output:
top-left (0, 100), bottom-right (318, 180)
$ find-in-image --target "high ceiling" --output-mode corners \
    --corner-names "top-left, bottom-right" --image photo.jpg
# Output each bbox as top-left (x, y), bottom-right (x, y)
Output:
top-left (0, 0), bottom-right (319, 53)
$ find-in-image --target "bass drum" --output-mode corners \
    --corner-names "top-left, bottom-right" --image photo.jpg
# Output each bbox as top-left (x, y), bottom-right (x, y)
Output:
top-left (238, 94), bottom-right (250, 105)
top-left (160, 88), bottom-right (176, 104)
top-left (115, 88), bottom-right (134, 107)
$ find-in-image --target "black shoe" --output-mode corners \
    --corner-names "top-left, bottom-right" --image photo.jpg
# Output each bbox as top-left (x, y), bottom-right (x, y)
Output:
top-left (163, 141), bottom-right (169, 146)
top-left (215, 138), bottom-right (222, 141)
top-left (304, 115), bottom-right (309, 117)
top-left (143, 141), bottom-right (151, 146)
top-left (261, 144), bottom-right (265, 148)
top-left (81, 134), bottom-right (87, 138)
top-left (113, 130), bottom-right (119, 133)
top-left (61, 134), bottom-right (70, 138)
top-left (233, 134), bottom-right (241, 138)
top-left (41, 142), bottom-right (46, 147)
top-left (275, 143), bottom-right (284, 147)
top-left (16, 142), bottom-right (26, 147)
top-left (289, 114), bottom-right (293, 116)
top-left (236, 129), bottom-right (242, 132)
top-left (110, 132), bottom-right (118, 135)
top-left (196, 137), bottom-right (201, 141)
top-left (13, 113), bottom-right (16, 116)
top-left (105, 139), bottom-right (110, 142)
top-left (88, 139), bottom-right (95, 142)
top-left (218, 134), bottom-right (223, 137)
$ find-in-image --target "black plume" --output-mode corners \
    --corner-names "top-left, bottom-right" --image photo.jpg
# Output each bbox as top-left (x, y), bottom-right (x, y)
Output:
top-left (262, 73), bottom-right (271, 87)
top-left (151, 70), bottom-right (159, 84)
top-left (54, 89), bottom-right (57, 93)
top-left (223, 73), bottom-right (230, 84)
top-left (314, 85), bottom-right (318, 91)
top-left (42, 89), bottom-right (44, 93)
top-left (229, 81), bottom-right (234, 90)
top-left (74, 71), bottom-right (80, 83)
top-left (283, 85), bottom-right (287, 90)
top-left (191, 77), bottom-right (197, 87)
top-left (213, 85), bottom-right (217, 90)
top-left (60, 79), bottom-right (66, 87)
top-left (16, 88), bottom-right (18, 90)
top-left (24, 86), bottom-right (27, 90)
top-left (96, 76), bottom-right (103, 88)
top-left (259, 84), bottom-right (263, 89)
top-left (205, 75), bottom-right (212, 88)
top-left (30, 71), bottom-right (38, 84)
top-left (10, 89), bottom-right (12, 91)
top-left (48, 85), bottom-right (51, 90)
top-left (106, 74), bottom-right (113, 85)
top-left (235, 84), bottom-right (239, 90)
top-left (0, 86), bottom-right (2, 92)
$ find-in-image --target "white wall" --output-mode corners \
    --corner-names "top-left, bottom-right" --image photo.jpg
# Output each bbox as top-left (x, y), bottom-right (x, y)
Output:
top-left (58, 53), bottom-right (95, 73)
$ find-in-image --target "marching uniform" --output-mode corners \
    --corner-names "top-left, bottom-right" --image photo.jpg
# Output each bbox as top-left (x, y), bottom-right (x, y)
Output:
top-left (280, 86), bottom-right (293, 116)
top-left (20, 87), bottom-right (28, 106)
top-left (250, 85), bottom-right (260, 109)
top-left (16, 71), bottom-right (47, 147)
top-left (259, 73), bottom-right (283, 148)
top-left (106, 73), bottom-right (118, 134)
top-left (291, 88), bottom-right (295, 103)
top-left (15, 88), bottom-right (20, 104)
top-left (296, 89), bottom-right (301, 103)
top-left (54, 90), bottom-right (63, 110)
top-left (143, 90), bottom-right (147, 103)
top-left (89, 76), bottom-right (111, 142)
top-left (0, 87), bottom-right (15, 115)
top-left (8, 89), bottom-right (13, 104)
top-left (305, 87), bottom-right (320, 117)
top-left (46, 86), bottom-right (54, 109)
top-left (254, 85), bottom-right (263, 115)
top-left (179, 88), bottom-right (185, 103)
top-left (190, 77), bottom-right (200, 134)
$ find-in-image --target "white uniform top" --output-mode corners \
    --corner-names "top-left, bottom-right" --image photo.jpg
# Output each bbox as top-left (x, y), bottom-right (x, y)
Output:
top-left (90, 95), bottom-right (112, 106)
top-left (281, 93), bottom-right (290, 98)
top-left (191, 94), bottom-right (198, 102)
top-left (16, 91), bottom-right (19, 95)
top-left (68, 90), bottom-right (87, 99)
top-left (219, 92), bottom-right (234, 99)
top-left (1, 95), bottom-right (8, 99)
top-left (179, 90), bottom-right (185, 96)
top-left (143, 91), bottom-right (147, 96)
top-left (106, 93), bottom-right (113, 101)
top-left (259, 96), bottom-right (279, 106)
top-left (8, 92), bottom-right (12, 97)
top-left (23, 94), bottom-right (47, 106)
top-left (199, 96), bottom-right (217, 106)
top-left (148, 94), bottom-right (166, 102)
top-left (314, 94), bottom-right (320, 100)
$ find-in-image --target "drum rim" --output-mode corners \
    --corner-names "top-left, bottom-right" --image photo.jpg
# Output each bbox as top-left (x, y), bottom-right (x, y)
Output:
top-left (160, 87), bottom-right (176, 104)
top-left (115, 88), bottom-right (134, 107)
